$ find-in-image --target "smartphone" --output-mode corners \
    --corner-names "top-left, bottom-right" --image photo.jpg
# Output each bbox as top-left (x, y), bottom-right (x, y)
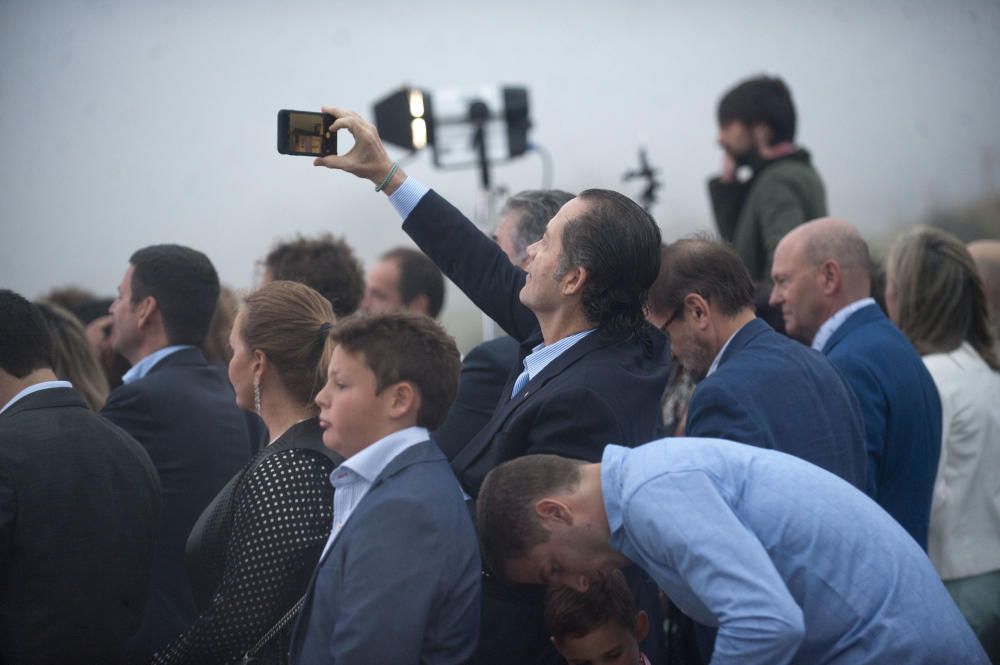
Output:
top-left (277, 110), bottom-right (337, 156)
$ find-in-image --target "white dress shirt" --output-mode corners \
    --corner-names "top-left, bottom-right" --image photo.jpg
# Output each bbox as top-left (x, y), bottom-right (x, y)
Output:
top-left (923, 343), bottom-right (1000, 580)
top-left (0, 380), bottom-right (73, 416)
top-left (811, 298), bottom-right (876, 352)
top-left (320, 426), bottom-right (429, 559)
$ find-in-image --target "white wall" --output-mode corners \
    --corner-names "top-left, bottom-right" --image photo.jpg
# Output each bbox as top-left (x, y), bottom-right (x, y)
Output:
top-left (2, 0), bottom-right (999, 351)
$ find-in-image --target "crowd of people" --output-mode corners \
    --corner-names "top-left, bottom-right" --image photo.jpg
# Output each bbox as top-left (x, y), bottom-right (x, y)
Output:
top-left (1, 75), bottom-right (998, 665)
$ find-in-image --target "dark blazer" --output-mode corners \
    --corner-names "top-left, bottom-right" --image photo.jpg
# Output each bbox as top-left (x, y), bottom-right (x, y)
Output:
top-left (433, 335), bottom-right (520, 460)
top-left (822, 304), bottom-right (941, 547)
top-left (289, 440), bottom-right (481, 664)
top-left (404, 190), bottom-right (671, 665)
top-left (101, 347), bottom-right (253, 661)
top-left (404, 191), bottom-right (671, 496)
top-left (685, 318), bottom-right (867, 489)
top-left (0, 387), bottom-right (160, 664)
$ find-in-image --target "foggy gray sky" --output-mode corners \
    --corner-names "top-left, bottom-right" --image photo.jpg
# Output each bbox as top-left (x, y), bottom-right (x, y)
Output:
top-left (2, 0), bottom-right (999, 350)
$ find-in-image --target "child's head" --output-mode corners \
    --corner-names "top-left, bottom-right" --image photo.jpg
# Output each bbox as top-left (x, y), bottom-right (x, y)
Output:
top-left (545, 570), bottom-right (649, 665)
top-left (314, 312), bottom-right (460, 457)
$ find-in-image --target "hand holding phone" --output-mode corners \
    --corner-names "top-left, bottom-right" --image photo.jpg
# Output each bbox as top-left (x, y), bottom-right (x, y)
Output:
top-left (277, 110), bottom-right (337, 156)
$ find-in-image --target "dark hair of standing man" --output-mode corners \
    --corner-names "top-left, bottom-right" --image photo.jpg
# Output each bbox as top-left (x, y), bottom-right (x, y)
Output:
top-left (264, 233), bottom-right (365, 317)
top-left (0, 289), bottom-right (54, 378)
top-left (718, 75), bottom-right (797, 145)
top-left (380, 247), bottom-right (446, 319)
top-left (652, 235), bottom-right (755, 318)
top-left (558, 190), bottom-right (662, 340)
top-left (129, 244), bottom-right (220, 347)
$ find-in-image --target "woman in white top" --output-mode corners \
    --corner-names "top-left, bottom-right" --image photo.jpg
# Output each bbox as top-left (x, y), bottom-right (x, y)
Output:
top-left (886, 226), bottom-right (1000, 661)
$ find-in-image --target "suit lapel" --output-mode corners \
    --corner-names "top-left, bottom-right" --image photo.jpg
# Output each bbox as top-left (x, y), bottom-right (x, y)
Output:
top-left (452, 331), bottom-right (611, 471)
top-left (715, 318), bottom-right (770, 369)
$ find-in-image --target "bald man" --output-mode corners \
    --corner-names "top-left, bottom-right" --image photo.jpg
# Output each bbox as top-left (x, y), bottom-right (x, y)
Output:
top-left (968, 240), bottom-right (1000, 330)
top-left (770, 218), bottom-right (942, 547)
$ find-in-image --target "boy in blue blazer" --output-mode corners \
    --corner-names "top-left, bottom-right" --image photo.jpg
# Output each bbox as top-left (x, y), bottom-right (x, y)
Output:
top-left (289, 312), bottom-right (481, 664)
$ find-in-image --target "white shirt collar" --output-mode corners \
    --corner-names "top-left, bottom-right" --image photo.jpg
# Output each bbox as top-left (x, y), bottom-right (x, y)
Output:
top-left (337, 425), bottom-right (429, 485)
top-left (811, 298), bottom-right (877, 352)
top-left (121, 345), bottom-right (194, 384)
top-left (0, 380), bottom-right (73, 416)
top-left (706, 321), bottom-right (752, 378)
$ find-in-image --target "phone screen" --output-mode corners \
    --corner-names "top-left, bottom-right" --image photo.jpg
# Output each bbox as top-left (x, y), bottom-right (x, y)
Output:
top-left (278, 110), bottom-right (336, 156)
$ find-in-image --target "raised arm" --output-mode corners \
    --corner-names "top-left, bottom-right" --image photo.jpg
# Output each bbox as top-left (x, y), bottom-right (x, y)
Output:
top-left (312, 107), bottom-right (539, 340)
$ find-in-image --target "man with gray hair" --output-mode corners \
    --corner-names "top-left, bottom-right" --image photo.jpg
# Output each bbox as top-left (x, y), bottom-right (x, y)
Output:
top-left (433, 189), bottom-right (574, 459)
top-left (770, 218), bottom-right (942, 547)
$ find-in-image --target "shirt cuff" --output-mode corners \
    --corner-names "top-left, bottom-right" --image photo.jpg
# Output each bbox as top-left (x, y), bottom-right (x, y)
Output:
top-left (387, 177), bottom-right (430, 220)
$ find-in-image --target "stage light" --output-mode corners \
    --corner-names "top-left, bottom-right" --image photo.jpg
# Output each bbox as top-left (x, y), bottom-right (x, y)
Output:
top-left (373, 84), bottom-right (532, 188)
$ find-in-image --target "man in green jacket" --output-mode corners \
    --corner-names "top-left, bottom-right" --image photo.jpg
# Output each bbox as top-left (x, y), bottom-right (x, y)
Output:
top-left (708, 76), bottom-right (826, 291)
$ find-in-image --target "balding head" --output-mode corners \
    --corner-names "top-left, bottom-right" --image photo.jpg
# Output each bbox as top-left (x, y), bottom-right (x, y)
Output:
top-left (968, 240), bottom-right (1000, 325)
top-left (770, 218), bottom-right (872, 344)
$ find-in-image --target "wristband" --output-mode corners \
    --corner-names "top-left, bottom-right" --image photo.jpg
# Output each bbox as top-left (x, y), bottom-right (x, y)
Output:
top-left (375, 162), bottom-right (399, 192)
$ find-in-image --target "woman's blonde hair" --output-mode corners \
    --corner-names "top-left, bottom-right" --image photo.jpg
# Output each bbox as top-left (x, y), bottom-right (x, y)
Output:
top-left (35, 301), bottom-right (110, 411)
top-left (887, 225), bottom-right (998, 370)
top-left (241, 281), bottom-right (335, 408)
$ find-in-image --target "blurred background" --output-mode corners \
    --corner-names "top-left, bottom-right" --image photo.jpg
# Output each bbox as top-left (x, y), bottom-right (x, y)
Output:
top-left (2, 0), bottom-right (998, 352)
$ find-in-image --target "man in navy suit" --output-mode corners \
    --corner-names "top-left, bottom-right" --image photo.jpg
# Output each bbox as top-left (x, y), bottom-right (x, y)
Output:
top-left (312, 107), bottom-right (670, 665)
top-left (102, 245), bottom-right (253, 661)
top-left (291, 313), bottom-right (480, 664)
top-left (770, 217), bottom-right (941, 547)
top-left (433, 189), bottom-right (574, 460)
top-left (0, 290), bottom-right (161, 664)
top-left (655, 236), bottom-right (867, 486)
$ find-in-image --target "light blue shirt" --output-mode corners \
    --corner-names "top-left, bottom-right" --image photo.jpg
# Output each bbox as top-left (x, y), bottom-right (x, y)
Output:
top-left (387, 176), bottom-right (431, 219)
top-left (320, 426), bottom-right (429, 559)
top-left (0, 380), bottom-right (73, 416)
top-left (510, 328), bottom-right (595, 398)
top-left (811, 298), bottom-right (876, 352)
top-left (121, 345), bottom-right (194, 384)
top-left (601, 438), bottom-right (988, 665)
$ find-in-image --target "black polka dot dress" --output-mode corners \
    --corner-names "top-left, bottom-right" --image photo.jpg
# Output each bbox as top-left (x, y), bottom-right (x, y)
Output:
top-left (152, 417), bottom-right (342, 665)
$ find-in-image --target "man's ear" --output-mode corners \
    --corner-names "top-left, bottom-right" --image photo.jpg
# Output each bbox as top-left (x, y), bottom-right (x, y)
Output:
top-left (819, 259), bottom-right (841, 296)
top-left (561, 265), bottom-right (588, 297)
top-left (407, 293), bottom-right (432, 316)
top-left (752, 122), bottom-right (773, 148)
top-left (135, 296), bottom-right (159, 330)
top-left (386, 381), bottom-right (418, 420)
top-left (634, 609), bottom-right (650, 642)
top-left (534, 498), bottom-right (573, 526)
top-left (683, 293), bottom-right (711, 329)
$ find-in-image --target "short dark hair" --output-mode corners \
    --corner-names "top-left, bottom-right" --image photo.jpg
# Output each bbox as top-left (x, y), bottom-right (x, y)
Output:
top-left (500, 190), bottom-right (575, 264)
top-left (476, 454), bottom-right (585, 578)
top-left (545, 570), bottom-right (638, 642)
top-left (557, 190), bottom-right (662, 339)
top-left (0, 290), bottom-right (53, 378)
top-left (718, 75), bottom-right (797, 145)
top-left (129, 244), bottom-right (220, 347)
top-left (381, 247), bottom-right (446, 319)
top-left (652, 235), bottom-right (755, 318)
top-left (265, 233), bottom-right (364, 317)
top-left (328, 312), bottom-right (460, 429)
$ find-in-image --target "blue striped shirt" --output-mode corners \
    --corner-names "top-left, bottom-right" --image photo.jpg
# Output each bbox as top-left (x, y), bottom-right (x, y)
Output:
top-left (511, 328), bottom-right (595, 398)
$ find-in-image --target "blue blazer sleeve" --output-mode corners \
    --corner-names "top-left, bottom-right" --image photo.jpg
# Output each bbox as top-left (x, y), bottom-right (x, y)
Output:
top-left (402, 190), bottom-right (539, 342)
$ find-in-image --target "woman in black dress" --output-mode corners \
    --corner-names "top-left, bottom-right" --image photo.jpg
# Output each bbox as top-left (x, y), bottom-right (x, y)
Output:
top-left (153, 280), bottom-right (342, 664)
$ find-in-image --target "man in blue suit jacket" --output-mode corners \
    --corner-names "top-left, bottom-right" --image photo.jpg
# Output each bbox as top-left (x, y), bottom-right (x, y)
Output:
top-left (654, 236), bottom-right (867, 488)
top-left (771, 218), bottom-right (941, 547)
top-left (102, 245), bottom-right (254, 661)
top-left (290, 313), bottom-right (480, 664)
